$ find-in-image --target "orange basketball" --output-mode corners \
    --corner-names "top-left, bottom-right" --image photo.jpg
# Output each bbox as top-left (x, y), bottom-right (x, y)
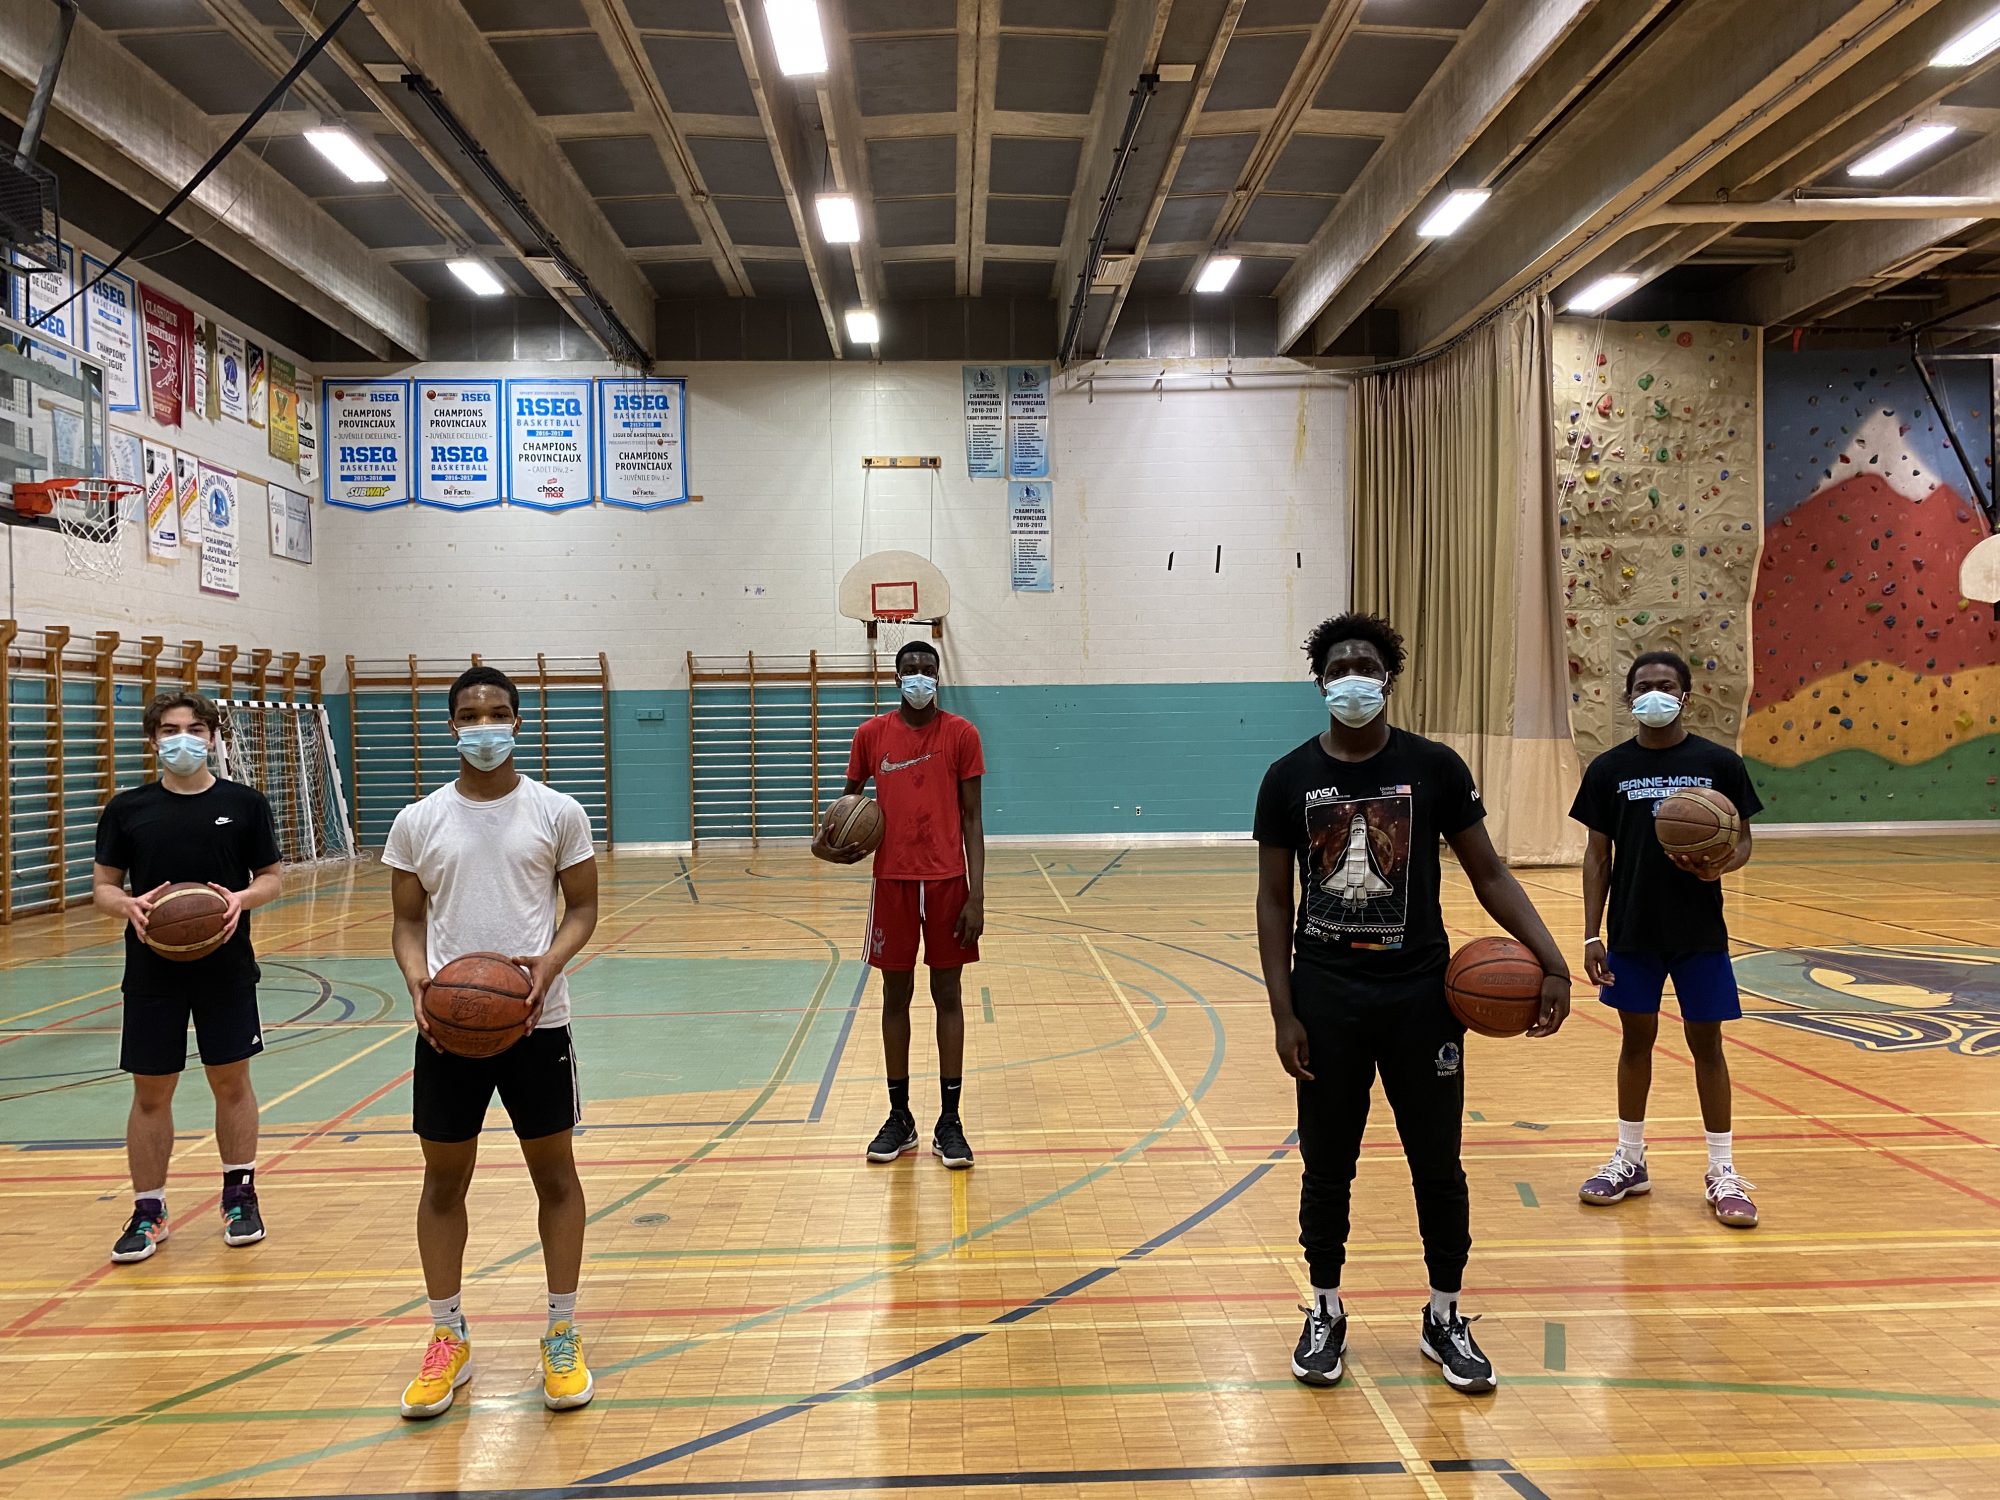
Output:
top-left (1655, 786), bottom-right (1739, 860)
top-left (816, 794), bottom-right (885, 859)
top-left (143, 883), bottom-right (231, 962)
top-left (424, 953), bottom-right (534, 1058)
top-left (1445, 936), bottom-right (1545, 1038)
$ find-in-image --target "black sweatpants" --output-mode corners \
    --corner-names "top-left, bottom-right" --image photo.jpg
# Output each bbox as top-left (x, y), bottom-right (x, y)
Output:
top-left (1292, 964), bottom-right (1470, 1293)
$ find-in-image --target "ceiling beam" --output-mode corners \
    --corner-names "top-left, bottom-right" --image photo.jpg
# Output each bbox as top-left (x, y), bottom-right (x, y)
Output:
top-left (1390, 0), bottom-right (1932, 356)
top-left (0, 0), bottom-right (423, 356)
top-left (954, 0), bottom-right (988, 295)
top-left (967, 0), bottom-right (1003, 297)
top-left (360, 0), bottom-right (656, 354)
top-left (817, 0), bottom-right (885, 307)
top-left (1274, 0), bottom-right (1599, 353)
top-left (1042, 0), bottom-right (1134, 304)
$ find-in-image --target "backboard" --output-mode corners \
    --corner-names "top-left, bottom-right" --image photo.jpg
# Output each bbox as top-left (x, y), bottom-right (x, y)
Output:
top-left (839, 550), bottom-right (950, 642)
top-left (0, 302), bottom-right (111, 530)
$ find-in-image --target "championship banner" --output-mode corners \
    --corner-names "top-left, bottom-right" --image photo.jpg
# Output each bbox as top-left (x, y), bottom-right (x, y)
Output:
top-left (142, 439), bottom-right (177, 560)
top-left (1008, 480), bottom-right (1053, 592)
top-left (12, 244), bottom-right (76, 374)
top-left (1005, 364), bottom-right (1050, 480)
top-left (217, 326), bottom-right (247, 421)
top-left (505, 378), bottom-right (593, 510)
top-left (268, 354), bottom-right (299, 463)
top-left (174, 449), bottom-right (201, 545)
top-left (139, 284), bottom-right (192, 427)
top-left (596, 377), bottom-right (687, 509)
top-left (323, 378), bottom-right (412, 510)
top-left (191, 318), bottom-right (211, 420)
top-left (963, 365), bottom-right (1004, 479)
top-left (246, 342), bottom-right (267, 429)
top-left (197, 461), bottom-right (240, 596)
top-left (295, 373), bottom-right (318, 482)
top-left (416, 379), bottom-right (502, 509)
top-left (81, 255), bottom-right (141, 413)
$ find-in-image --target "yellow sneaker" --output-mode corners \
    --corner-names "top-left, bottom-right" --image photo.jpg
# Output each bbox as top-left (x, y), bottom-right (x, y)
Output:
top-left (399, 1325), bottom-right (472, 1419)
top-left (541, 1321), bottom-right (593, 1410)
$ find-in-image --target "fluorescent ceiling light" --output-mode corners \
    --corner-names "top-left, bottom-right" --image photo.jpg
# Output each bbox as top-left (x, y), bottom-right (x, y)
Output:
top-left (1933, 8), bottom-right (2000, 66)
top-left (845, 308), bottom-right (880, 344)
top-left (1847, 123), bottom-right (1957, 179)
top-left (447, 259), bottom-right (506, 296)
top-left (1415, 188), bottom-right (1491, 239)
top-left (1194, 256), bottom-right (1240, 293)
top-left (303, 127), bottom-right (386, 184)
top-left (1567, 274), bottom-right (1640, 314)
top-left (815, 194), bottom-right (860, 244)
top-left (764, 0), bottom-right (828, 76)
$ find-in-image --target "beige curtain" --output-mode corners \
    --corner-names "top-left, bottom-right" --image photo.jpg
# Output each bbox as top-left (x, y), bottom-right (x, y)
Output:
top-left (1348, 296), bottom-right (1583, 866)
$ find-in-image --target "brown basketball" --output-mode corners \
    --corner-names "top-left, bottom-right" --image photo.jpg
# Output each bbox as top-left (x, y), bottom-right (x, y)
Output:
top-left (424, 953), bottom-right (534, 1059)
top-left (1654, 786), bottom-right (1739, 860)
top-left (816, 793), bottom-right (884, 859)
top-left (1445, 936), bottom-right (1546, 1038)
top-left (143, 882), bottom-right (231, 962)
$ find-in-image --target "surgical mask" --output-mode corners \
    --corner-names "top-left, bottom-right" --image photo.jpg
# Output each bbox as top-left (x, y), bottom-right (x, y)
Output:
top-left (900, 673), bottom-right (937, 709)
top-left (1322, 674), bottom-right (1385, 728)
top-left (456, 725), bottom-right (516, 771)
top-left (157, 733), bottom-right (209, 776)
top-left (1631, 690), bottom-right (1684, 728)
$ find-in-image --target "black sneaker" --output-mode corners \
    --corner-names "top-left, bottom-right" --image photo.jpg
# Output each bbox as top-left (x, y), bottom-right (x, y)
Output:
top-left (866, 1109), bottom-right (918, 1162)
top-left (111, 1199), bottom-right (169, 1263)
top-left (1290, 1302), bottom-right (1346, 1386)
top-left (222, 1187), bottom-right (266, 1247)
top-left (932, 1116), bottom-right (974, 1170)
top-left (1420, 1305), bottom-right (1496, 1393)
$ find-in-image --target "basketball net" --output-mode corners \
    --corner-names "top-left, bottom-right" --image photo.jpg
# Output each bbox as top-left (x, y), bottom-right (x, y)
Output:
top-left (42, 479), bottom-right (142, 582)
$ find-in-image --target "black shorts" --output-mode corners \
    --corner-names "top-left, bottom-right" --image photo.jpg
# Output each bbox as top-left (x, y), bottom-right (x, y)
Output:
top-left (413, 1025), bottom-right (582, 1143)
top-left (120, 984), bottom-right (265, 1075)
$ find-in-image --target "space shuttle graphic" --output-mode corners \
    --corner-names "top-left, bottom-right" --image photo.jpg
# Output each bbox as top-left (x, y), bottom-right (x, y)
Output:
top-left (1325, 814), bottom-right (1392, 906)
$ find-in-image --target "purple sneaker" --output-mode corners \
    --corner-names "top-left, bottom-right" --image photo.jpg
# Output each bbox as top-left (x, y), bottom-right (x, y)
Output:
top-left (1705, 1167), bottom-right (1759, 1227)
top-left (1578, 1152), bottom-right (1651, 1205)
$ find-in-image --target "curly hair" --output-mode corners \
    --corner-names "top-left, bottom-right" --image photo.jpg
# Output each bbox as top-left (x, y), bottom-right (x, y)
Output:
top-left (1302, 611), bottom-right (1406, 682)
top-left (1625, 649), bottom-right (1691, 694)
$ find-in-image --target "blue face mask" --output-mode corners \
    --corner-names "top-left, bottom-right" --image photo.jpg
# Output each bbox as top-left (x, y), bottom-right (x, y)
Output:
top-left (900, 673), bottom-right (937, 709)
top-left (456, 725), bottom-right (516, 771)
top-left (1322, 674), bottom-right (1386, 728)
top-left (1631, 689), bottom-right (1684, 728)
top-left (157, 733), bottom-right (209, 776)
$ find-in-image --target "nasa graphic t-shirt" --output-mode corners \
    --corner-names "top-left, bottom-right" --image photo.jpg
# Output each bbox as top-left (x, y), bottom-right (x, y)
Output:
top-left (847, 711), bottom-right (985, 881)
top-left (1254, 728), bottom-right (1485, 1002)
top-left (1570, 734), bottom-right (1763, 955)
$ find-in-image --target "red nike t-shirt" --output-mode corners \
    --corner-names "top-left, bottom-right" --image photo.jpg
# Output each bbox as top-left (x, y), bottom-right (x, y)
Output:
top-left (847, 710), bottom-right (985, 880)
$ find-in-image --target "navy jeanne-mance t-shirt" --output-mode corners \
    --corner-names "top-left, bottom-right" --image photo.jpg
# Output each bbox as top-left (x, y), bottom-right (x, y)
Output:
top-left (1569, 734), bottom-right (1763, 955)
top-left (1254, 727), bottom-right (1485, 1001)
top-left (95, 778), bottom-right (282, 993)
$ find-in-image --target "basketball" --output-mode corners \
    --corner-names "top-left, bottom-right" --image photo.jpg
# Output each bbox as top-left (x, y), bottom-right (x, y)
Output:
top-left (423, 953), bottom-right (534, 1058)
top-left (1655, 786), bottom-right (1739, 861)
top-left (142, 883), bottom-right (231, 962)
top-left (1445, 936), bottom-right (1546, 1038)
top-left (817, 793), bottom-right (885, 858)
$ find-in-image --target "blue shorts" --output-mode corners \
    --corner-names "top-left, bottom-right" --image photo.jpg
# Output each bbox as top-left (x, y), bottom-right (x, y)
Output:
top-left (1600, 950), bottom-right (1741, 1023)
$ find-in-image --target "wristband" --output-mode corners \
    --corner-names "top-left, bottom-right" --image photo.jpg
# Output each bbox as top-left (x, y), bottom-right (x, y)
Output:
top-left (1583, 936), bottom-right (1604, 948)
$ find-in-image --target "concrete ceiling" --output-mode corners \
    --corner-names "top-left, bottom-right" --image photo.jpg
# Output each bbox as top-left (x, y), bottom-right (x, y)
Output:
top-left (11, 0), bottom-right (2000, 360)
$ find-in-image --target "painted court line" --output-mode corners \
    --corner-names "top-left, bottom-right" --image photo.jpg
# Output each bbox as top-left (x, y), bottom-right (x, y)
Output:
top-left (1081, 936), bottom-right (1228, 1166)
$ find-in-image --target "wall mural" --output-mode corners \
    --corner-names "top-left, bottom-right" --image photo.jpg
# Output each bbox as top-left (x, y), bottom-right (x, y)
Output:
top-left (1755, 353), bottom-right (2000, 821)
top-left (1553, 320), bottom-right (1762, 765)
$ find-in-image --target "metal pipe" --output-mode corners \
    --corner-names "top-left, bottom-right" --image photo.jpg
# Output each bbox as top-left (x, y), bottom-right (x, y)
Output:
top-left (1059, 72), bottom-right (1157, 367)
top-left (15, 0), bottom-right (78, 167)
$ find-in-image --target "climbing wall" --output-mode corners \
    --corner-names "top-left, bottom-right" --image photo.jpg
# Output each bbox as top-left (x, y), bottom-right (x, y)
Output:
top-left (1553, 320), bottom-right (1762, 764)
top-left (1753, 351), bottom-right (2000, 821)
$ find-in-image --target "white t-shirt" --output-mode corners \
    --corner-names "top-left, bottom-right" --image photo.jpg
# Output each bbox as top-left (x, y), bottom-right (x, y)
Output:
top-left (381, 776), bottom-right (596, 1029)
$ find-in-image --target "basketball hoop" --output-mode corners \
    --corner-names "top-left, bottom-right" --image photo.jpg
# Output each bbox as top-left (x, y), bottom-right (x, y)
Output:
top-left (16, 477), bottom-right (143, 581)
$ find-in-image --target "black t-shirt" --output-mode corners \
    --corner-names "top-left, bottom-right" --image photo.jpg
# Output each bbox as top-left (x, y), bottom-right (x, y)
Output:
top-left (94, 778), bottom-right (282, 993)
top-left (1254, 726), bottom-right (1486, 1001)
top-left (1569, 733), bottom-right (1764, 955)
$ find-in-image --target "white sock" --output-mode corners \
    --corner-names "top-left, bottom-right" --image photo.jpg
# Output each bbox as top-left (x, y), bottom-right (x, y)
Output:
top-left (1311, 1285), bottom-right (1342, 1318)
top-left (547, 1289), bottom-right (578, 1330)
top-left (1706, 1130), bottom-right (1734, 1171)
top-left (1616, 1119), bottom-right (1645, 1160)
top-left (134, 1187), bottom-right (166, 1208)
top-left (1428, 1286), bottom-right (1458, 1323)
top-left (427, 1293), bottom-right (464, 1333)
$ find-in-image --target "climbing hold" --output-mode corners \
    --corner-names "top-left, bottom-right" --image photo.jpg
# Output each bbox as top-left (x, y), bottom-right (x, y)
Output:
top-left (1653, 400), bottom-right (1670, 419)
top-left (1634, 611), bottom-right (1651, 625)
top-left (1676, 331), bottom-right (1694, 348)
top-left (1637, 372), bottom-right (1654, 391)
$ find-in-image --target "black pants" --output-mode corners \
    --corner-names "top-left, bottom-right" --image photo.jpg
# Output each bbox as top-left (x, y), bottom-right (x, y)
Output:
top-left (1293, 966), bottom-right (1470, 1293)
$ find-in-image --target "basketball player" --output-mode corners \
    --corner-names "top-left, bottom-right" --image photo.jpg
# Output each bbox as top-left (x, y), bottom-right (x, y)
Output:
top-left (814, 640), bottom-right (985, 1170)
top-left (91, 693), bottom-right (283, 1264)
top-left (1572, 650), bottom-right (1764, 1227)
top-left (386, 666), bottom-right (600, 1418)
top-left (1255, 612), bottom-right (1570, 1394)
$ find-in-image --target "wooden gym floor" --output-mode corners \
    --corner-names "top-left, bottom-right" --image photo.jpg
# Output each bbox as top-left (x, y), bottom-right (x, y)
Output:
top-left (1, 837), bottom-right (1998, 1499)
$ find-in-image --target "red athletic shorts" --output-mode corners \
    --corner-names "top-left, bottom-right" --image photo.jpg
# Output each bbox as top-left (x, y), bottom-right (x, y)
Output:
top-left (867, 876), bottom-right (979, 971)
